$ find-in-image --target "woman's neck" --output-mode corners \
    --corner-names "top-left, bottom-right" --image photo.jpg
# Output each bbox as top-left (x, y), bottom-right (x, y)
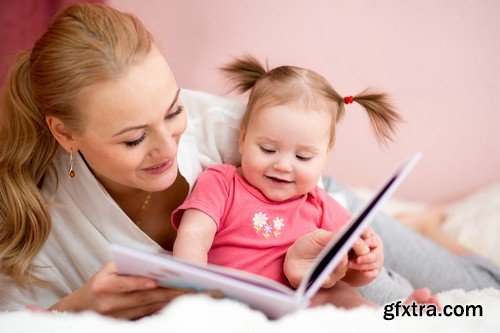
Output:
top-left (79, 152), bottom-right (189, 250)
top-left (138, 172), bottom-right (189, 250)
top-left (102, 172), bottom-right (188, 221)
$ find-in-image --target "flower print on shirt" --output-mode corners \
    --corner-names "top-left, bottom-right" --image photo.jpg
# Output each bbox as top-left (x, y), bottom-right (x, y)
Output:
top-left (272, 217), bottom-right (284, 237)
top-left (252, 212), bottom-right (285, 239)
top-left (263, 225), bottom-right (273, 239)
top-left (253, 212), bottom-right (268, 233)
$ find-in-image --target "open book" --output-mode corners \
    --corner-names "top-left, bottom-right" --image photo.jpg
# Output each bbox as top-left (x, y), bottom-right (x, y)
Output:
top-left (112, 153), bottom-right (421, 319)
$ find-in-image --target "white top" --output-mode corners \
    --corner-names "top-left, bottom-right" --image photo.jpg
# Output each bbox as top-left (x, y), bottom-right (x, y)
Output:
top-left (0, 89), bottom-right (244, 311)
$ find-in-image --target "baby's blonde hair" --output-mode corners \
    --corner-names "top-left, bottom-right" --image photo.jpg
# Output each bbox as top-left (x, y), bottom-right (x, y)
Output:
top-left (220, 54), bottom-right (403, 148)
top-left (0, 3), bottom-right (153, 287)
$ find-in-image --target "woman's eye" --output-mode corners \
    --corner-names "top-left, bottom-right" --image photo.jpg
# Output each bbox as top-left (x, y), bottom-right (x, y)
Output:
top-left (166, 105), bottom-right (184, 119)
top-left (124, 134), bottom-right (146, 147)
top-left (259, 146), bottom-right (276, 154)
top-left (296, 155), bottom-right (312, 161)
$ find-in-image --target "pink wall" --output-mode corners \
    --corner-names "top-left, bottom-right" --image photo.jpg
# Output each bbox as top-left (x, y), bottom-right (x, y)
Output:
top-left (0, 0), bottom-right (104, 86)
top-left (109, 0), bottom-right (500, 202)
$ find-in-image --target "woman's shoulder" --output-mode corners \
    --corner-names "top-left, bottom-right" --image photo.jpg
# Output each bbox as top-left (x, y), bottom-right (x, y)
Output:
top-left (201, 164), bottom-right (238, 180)
top-left (180, 89), bottom-right (245, 119)
top-left (314, 186), bottom-right (351, 216)
top-left (178, 89), bottom-right (244, 173)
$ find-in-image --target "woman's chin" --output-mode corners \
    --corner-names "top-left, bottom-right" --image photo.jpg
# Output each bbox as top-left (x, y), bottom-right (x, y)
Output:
top-left (135, 165), bottom-right (176, 191)
top-left (146, 169), bottom-right (179, 192)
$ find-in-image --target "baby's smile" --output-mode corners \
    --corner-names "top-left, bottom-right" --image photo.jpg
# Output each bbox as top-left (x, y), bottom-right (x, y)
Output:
top-left (266, 175), bottom-right (293, 184)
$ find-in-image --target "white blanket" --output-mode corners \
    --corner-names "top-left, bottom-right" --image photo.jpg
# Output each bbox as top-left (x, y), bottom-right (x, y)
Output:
top-left (1, 289), bottom-right (499, 332)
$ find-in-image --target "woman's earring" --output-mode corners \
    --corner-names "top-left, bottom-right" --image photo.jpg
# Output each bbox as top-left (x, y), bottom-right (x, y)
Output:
top-left (68, 149), bottom-right (76, 179)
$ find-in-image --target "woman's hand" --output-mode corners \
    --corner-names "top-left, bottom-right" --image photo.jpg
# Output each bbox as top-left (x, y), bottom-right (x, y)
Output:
top-left (284, 229), bottom-right (347, 289)
top-left (50, 263), bottom-right (185, 319)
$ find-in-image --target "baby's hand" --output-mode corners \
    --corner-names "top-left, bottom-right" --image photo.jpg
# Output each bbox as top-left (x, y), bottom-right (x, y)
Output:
top-left (284, 229), bottom-right (349, 289)
top-left (351, 227), bottom-right (384, 275)
top-left (344, 227), bottom-right (384, 285)
top-left (320, 254), bottom-right (348, 288)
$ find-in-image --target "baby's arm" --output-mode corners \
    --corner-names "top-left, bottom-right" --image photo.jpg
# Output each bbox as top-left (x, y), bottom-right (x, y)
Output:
top-left (342, 227), bottom-right (384, 286)
top-left (173, 209), bottom-right (217, 264)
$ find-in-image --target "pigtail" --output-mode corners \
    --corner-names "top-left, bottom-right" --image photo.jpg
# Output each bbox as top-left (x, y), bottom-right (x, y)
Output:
top-left (0, 51), bottom-right (58, 287)
top-left (351, 89), bottom-right (403, 144)
top-left (219, 54), bottom-right (268, 93)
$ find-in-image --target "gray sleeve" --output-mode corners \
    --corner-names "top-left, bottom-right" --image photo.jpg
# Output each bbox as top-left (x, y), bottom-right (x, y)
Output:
top-left (322, 176), bottom-right (500, 304)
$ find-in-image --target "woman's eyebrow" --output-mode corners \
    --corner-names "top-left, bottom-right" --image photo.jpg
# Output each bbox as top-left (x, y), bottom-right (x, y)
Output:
top-left (167, 88), bottom-right (181, 112)
top-left (112, 89), bottom-right (181, 137)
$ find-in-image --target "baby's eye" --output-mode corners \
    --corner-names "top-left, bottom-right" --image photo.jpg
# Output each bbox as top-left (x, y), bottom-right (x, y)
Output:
top-left (296, 155), bottom-right (312, 161)
top-left (259, 146), bottom-right (276, 154)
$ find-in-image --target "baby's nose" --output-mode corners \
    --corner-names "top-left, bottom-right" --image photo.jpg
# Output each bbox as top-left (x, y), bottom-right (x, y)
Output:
top-left (273, 160), bottom-right (293, 173)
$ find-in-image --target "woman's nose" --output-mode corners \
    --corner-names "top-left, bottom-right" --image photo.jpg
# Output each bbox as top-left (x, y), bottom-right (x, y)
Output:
top-left (149, 132), bottom-right (177, 159)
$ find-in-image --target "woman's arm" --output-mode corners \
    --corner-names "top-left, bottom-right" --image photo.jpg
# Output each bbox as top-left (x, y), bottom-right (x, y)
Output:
top-left (46, 206), bottom-right (216, 318)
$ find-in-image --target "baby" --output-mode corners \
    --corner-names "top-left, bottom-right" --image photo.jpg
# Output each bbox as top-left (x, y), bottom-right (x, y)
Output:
top-left (172, 55), bottom-right (402, 288)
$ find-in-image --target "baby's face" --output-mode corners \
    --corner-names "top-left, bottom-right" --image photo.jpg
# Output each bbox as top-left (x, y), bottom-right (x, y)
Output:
top-left (239, 104), bottom-right (332, 202)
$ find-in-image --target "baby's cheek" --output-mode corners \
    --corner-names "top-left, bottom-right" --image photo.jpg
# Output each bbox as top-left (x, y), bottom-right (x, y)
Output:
top-left (300, 168), bottom-right (322, 190)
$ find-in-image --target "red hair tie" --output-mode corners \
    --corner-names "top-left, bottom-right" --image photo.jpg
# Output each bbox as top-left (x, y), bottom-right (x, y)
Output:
top-left (344, 96), bottom-right (354, 104)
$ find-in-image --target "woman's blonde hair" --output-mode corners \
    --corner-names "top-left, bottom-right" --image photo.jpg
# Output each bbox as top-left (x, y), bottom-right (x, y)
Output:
top-left (0, 3), bottom-right (153, 287)
top-left (220, 54), bottom-right (403, 148)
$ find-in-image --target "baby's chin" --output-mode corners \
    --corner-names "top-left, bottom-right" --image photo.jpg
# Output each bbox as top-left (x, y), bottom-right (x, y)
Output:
top-left (263, 190), bottom-right (303, 203)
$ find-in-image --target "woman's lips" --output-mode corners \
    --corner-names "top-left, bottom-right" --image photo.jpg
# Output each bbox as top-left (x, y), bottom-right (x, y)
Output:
top-left (143, 159), bottom-right (174, 175)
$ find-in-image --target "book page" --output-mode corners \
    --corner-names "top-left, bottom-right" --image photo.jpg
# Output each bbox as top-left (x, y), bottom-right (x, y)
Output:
top-left (112, 244), bottom-right (295, 294)
top-left (112, 244), bottom-right (300, 318)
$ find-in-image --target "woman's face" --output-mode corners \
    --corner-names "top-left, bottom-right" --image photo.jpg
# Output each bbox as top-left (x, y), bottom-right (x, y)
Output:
top-left (72, 47), bottom-right (187, 194)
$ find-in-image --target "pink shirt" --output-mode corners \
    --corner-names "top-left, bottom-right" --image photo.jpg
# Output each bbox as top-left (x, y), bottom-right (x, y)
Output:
top-left (172, 164), bottom-right (352, 286)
